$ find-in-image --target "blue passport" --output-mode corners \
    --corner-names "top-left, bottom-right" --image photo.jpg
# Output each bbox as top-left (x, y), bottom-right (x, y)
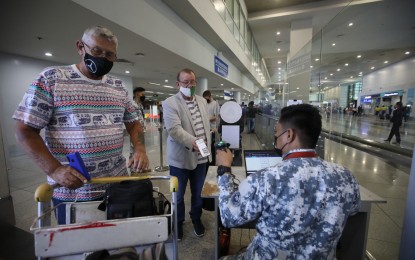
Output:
top-left (66, 152), bottom-right (91, 181)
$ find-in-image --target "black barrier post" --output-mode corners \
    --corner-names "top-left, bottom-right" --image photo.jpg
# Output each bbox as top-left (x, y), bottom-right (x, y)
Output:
top-left (155, 126), bottom-right (169, 172)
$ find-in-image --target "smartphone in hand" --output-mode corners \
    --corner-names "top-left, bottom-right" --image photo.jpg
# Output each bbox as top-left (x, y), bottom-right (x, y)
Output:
top-left (195, 139), bottom-right (211, 157)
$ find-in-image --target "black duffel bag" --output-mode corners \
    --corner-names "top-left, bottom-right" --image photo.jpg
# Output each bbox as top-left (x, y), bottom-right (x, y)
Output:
top-left (98, 179), bottom-right (170, 220)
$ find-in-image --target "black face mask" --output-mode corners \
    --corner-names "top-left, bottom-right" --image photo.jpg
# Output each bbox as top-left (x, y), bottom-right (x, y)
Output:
top-left (84, 52), bottom-right (113, 77)
top-left (140, 96), bottom-right (146, 102)
top-left (205, 98), bottom-right (211, 103)
top-left (274, 130), bottom-right (288, 156)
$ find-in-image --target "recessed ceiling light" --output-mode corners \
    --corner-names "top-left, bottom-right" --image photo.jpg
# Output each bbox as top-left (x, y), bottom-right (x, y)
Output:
top-left (337, 68), bottom-right (341, 71)
top-left (231, 88), bottom-right (234, 90)
top-left (278, 68), bottom-right (281, 70)
top-left (221, 84), bottom-right (223, 86)
top-left (350, 76), bottom-right (354, 78)
top-left (165, 79), bottom-right (168, 82)
top-left (332, 43), bottom-right (336, 46)
top-left (345, 63), bottom-right (349, 66)
top-left (276, 31), bottom-right (280, 35)
top-left (330, 73), bottom-right (333, 76)
top-left (45, 52), bottom-right (52, 57)
top-left (148, 82), bottom-right (161, 86)
top-left (315, 58), bottom-right (320, 61)
top-left (371, 67), bottom-right (375, 70)
top-left (163, 85), bottom-right (174, 88)
top-left (278, 61), bottom-right (281, 64)
top-left (384, 60), bottom-right (388, 64)
top-left (357, 55), bottom-right (362, 58)
top-left (405, 51), bottom-right (410, 55)
top-left (359, 72), bottom-right (363, 74)
top-left (277, 48), bottom-right (281, 52)
top-left (125, 70), bottom-right (130, 74)
top-left (348, 22), bottom-right (354, 27)
top-left (324, 77), bottom-right (327, 79)
top-left (310, 65), bottom-right (313, 68)
top-left (296, 87), bottom-right (299, 90)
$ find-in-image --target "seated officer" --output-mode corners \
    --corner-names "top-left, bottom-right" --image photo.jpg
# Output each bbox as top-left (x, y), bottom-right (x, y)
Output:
top-left (216, 104), bottom-right (360, 259)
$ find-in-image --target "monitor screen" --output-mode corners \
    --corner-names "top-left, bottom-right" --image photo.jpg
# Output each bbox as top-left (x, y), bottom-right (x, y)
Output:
top-left (244, 150), bottom-right (282, 177)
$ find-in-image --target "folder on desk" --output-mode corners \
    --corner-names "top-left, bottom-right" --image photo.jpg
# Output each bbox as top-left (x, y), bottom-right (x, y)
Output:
top-left (244, 150), bottom-right (282, 177)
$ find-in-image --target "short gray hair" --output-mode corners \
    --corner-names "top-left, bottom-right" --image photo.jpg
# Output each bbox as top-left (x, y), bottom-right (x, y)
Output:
top-left (81, 26), bottom-right (118, 49)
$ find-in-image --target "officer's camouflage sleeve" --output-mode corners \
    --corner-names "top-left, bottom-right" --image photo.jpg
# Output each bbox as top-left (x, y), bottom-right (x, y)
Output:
top-left (218, 173), bottom-right (264, 228)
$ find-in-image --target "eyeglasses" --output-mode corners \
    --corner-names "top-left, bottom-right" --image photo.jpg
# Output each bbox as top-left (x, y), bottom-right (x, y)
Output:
top-left (178, 80), bottom-right (197, 86)
top-left (82, 41), bottom-right (117, 61)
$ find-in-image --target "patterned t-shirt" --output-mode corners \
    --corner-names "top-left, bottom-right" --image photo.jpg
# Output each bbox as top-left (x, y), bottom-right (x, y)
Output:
top-left (13, 65), bottom-right (140, 201)
top-left (218, 154), bottom-right (360, 259)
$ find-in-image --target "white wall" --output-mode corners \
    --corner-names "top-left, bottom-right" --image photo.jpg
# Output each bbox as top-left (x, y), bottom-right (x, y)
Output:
top-left (0, 52), bottom-right (134, 155)
top-left (362, 57), bottom-right (415, 105)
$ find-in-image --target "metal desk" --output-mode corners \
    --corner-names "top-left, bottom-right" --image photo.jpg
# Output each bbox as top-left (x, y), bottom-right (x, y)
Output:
top-left (201, 166), bottom-right (386, 260)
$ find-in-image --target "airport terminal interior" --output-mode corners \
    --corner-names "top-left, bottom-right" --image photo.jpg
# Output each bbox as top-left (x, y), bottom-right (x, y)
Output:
top-left (1, 0), bottom-right (415, 259)
top-left (2, 116), bottom-right (414, 260)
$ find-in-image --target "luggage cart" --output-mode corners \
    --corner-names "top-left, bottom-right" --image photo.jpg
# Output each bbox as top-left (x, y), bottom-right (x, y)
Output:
top-left (32, 175), bottom-right (178, 259)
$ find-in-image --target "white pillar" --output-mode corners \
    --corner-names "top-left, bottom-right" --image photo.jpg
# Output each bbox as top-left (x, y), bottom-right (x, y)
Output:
top-left (287, 19), bottom-right (313, 104)
top-left (233, 91), bottom-right (241, 103)
top-left (195, 77), bottom-right (208, 96)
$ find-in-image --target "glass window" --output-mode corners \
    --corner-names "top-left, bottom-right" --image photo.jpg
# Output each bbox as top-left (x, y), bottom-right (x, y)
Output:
top-left (225, 0), bottom-right (233, 17)
top-left (233, 1), bottom-right (240, 29)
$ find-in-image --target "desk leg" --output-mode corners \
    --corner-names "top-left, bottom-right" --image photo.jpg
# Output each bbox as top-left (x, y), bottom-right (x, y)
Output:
top-left (337, 211), bottom-right (369, 260)
top-left (215, 197), bottom-right (219, 260)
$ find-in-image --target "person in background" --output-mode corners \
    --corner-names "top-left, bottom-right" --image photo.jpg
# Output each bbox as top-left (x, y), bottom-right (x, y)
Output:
top-left (13, 26), bottom-right (149, 224)
top-left (133, 87), bottom-right (146, 132)
top-left (162, 68), bottom-right (211, 240)
top-left (384, 101), bottom-right (404, 145)
top-left (246, 101), bottom-right (257, 133)
top-left (202, 90), bottom-right (220, 166)
top-left (375, 105), bottom-right (380, 116)
top-left (158, 103), bottom-right (163, 124)
top-left (216, 104), bottom-right (360, 259)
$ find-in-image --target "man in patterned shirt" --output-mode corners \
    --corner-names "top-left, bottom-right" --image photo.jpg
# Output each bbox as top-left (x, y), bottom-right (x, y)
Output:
top-left (216, 104), bottom-right (360, 259)
top-left (13, 26), bottom-right (149, 224)
top-left (162, 68), bottom-right (211, 240)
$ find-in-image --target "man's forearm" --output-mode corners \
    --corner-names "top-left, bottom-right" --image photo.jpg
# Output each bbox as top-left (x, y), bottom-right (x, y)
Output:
top-left (126, 121), bottom-right (146, 152)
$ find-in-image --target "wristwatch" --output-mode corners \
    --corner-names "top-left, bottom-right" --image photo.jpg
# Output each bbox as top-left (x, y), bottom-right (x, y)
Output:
top-left (217, 165), bottom-right (232, 177)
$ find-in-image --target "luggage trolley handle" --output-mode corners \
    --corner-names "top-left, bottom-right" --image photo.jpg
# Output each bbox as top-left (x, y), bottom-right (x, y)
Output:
top-left (33, 176), bottom-right (179, 229)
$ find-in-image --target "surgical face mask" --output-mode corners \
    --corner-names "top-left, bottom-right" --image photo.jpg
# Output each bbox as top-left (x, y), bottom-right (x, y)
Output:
top-left (180, 86), bottom-right (195, 97)
top-left (274, 130), bottom-right (288, 156)
top-left (83, 52), bottom-right (113, 77)
top-left (139, 96), bottom-right (146, 102)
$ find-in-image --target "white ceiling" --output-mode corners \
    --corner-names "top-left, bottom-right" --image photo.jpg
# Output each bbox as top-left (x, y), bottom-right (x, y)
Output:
top-left (1, 0), bottom-right (415, 102)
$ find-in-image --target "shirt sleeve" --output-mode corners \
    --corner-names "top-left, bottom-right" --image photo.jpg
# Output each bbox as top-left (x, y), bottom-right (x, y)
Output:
top-left (12, 68), bottom-right (56, 129)
top-left (218, 173), bottom-right (264, 227)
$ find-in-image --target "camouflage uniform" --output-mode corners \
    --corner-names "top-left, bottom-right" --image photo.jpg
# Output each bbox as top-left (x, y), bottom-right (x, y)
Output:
top-left (218, 150), bottom-right (360, 259)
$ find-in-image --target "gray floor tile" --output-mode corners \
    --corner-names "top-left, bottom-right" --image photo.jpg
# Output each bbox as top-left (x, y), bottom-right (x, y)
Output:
top-left (366, 239), bottom-right (400, 260)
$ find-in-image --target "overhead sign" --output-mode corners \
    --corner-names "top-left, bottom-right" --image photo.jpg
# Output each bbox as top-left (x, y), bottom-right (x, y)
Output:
top-left (381, 90), bottom-right (403, 97)
top-left (214, 56), bottom-right (228, 78)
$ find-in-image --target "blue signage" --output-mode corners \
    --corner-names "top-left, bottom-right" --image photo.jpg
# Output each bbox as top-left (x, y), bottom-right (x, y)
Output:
top-left (214, 56), bottom-right (228, 78)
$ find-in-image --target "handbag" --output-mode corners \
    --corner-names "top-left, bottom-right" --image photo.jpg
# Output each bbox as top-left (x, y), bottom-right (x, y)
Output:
top-left (98, 179), bottom-right (170, 220)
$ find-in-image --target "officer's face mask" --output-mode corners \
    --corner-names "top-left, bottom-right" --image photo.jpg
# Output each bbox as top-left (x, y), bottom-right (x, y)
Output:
top-left (274, 129), bottom-right (289, 156)
top-left (139, 95), bottom-right (146, 102)
top-left (83, 52), bottom-right (113, 77)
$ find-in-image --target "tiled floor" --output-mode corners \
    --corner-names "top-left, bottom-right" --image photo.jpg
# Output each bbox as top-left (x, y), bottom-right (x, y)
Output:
top-left (4, 114), bottom-right (414, 259)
